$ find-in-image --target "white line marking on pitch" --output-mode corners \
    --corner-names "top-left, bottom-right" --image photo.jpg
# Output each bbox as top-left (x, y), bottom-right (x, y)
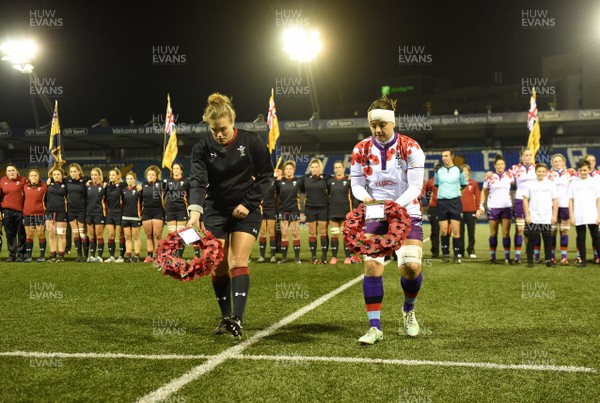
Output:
top-left (239, 354), bottom-right (597, 373)
top-left (136, 273), bottom-right (366, 403)
top-left (1, 351), bottom-right (594, 373)
top-left (0, 351), bottom-right (211, 360)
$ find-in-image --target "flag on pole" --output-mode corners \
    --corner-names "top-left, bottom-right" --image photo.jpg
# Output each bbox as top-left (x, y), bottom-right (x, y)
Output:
top-left (48, 100), bottom-right (65, 174)
top-left (162, 93), bottom-right (178, 173)
top-left (527, 87), bottom-right (541, 160)
top-left (266, 88), bottom-right (281, 169)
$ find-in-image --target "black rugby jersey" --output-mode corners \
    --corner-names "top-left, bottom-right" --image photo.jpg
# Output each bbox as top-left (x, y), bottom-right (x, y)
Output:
top-left (162, 177), bottom-right (190, 212)
top-left (66, 176), bottom-right (89, 211)
top-left (105, 182), bottom-right (124, 213)
top-left (276, 177), bottom-right (302, 213)
top-left (262, 178), bottom-right (277, 212)
top-left (141, 182), bottom-right (163, 212)
top-left (46, 180), bottom-right (68, 212)
top-left (189, 129), bottom-right (272, 212)
top-left (302, 173), bottom-right (330, 208)
top-left (327, 175), bottom-right (352, 211)
top-left (86, 182), bottom-right (106, 216)
top-left (121, 186), bottom-right (142, 219)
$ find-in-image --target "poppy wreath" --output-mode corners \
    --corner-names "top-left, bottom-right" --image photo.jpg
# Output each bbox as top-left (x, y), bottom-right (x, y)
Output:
top-left (155, 227), bottom-right (224, 282)
top-left (343, 200), bottom-right (412, 258)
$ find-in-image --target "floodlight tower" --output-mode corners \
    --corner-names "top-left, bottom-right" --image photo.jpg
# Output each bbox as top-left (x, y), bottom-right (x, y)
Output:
top-left (283, 27), bottom-right (323, 120)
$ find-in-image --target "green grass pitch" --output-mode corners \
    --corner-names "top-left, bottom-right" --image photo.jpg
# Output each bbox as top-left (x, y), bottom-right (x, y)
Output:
top-left (0, 223), bottom-right (598, 402)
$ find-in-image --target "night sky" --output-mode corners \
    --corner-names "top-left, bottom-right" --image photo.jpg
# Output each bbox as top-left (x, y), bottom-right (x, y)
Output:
top-left (0, 0), bottom-right (598, 128)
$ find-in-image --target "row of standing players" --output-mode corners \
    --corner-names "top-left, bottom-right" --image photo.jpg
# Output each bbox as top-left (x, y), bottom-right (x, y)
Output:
top-left (0, 163), bottom-right (190, 263)
top-left (424, 151), bottom-right (600, 267)
top-left (0, 159), bottom-right (365, 264)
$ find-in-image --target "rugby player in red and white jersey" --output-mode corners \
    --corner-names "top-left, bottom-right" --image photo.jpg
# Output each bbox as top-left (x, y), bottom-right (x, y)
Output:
top-left (509, 148), bottom-right (537, 263)
top-left (350, 95), bottom-right (425, 344)
top-left (479, 155), bottom-right (515, 264)
top-left (547, 154), bottom-right (574, 265)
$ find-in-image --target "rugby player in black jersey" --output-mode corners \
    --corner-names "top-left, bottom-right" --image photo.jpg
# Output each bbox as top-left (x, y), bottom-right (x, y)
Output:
top-left (66, 163), bottom-right (90, 262)
top-left (45, 168), bottom-right (69, 262)
top-left (187, 93), bottom-right (272, 339)
top-left (163, 163), bottom-right (191, 257)
top-left (104, 168), bottom-right (125, 263)
top-left (140, 165), bottom-right (165, 263)
top-left (86, 167), bottom-right (106, 263)
top-left (326, 160), bottom-right (359, 265)
top-left (121, 172), bottom-right (142, 263)
top-left (275, 160), bottom-right (303, 264)
top-left (302, 158), bottom-right (330, 264)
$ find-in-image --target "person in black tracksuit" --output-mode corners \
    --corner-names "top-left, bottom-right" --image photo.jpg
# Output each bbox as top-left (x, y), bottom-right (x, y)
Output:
top-left (104, 168), bottom-right (125, 262)
top-left (66, 163), bottom-right (90, 262)
top-left (187, 93), bottom-right (272, 339)
top-left (45, 169), bottom-right (69, 262)
top-left (140, 165), bottom-right (164, 263)
top-left (326, 160), bottom-right (359, 265)
top-left (302, 158), bottom-right (330, 264)
top-left (275, 160), bottom-right (303, 264)
top-left (121, 172), bottom-right (142, 263)
top-left (86, 167), bottom-right (106, 262)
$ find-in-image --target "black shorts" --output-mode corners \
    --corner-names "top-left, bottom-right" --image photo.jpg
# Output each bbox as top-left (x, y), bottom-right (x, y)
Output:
top-left (305, 206), bottom-right (328, 222)
top-left (68, 209), bottom-right (86, 223)
top-left (165, 209), bottom-right (188, 222)
top-left (86, 215), bottom-right (105, 225)
top-left (142, 210), bottom-right (164, 221)
top-left (278, 211), bottom-right (301, 222)
top-left (262, 208), bottom-right (277, 220)
top-left (105, 212), bottom-right (122, 226)
top-left (45, 211), bottom-right (68, 222)
top-left (24, 215), bottom-right (46, 227)
top-left (204, 206), bottom-right (262, 239)
top-left (121, 219), bottom-right (142, 228)
top-left (436, 197), bottom-right (463, 221)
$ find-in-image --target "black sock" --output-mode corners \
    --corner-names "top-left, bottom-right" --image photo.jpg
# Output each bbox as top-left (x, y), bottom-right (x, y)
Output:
top-left (320, 236), bottom-right (329, 261)
top-left (294, 240), bottom-right (301, 259)
top-left (331, 237), bottom-right (339, 258)
top-left (119, 238), bottom-right (126, 257)
top-left (74, 238), bottom-right (82, 257)
top-left (212, 274), bottom-right (232, 318)
top-left (231, 267), bottom-right (250, 322)
top-left (441, 235), bottom-right (450, 256)
top-left (39, 239), bottom-right (46, 258)
top-left (259, 237), bottom-right (266, 258)
top-left (269, 236), bottom-right (277, 258)
top-left (108, 239), bottom-right (115, 257)
top-left (308, 237), bottom-right (317, 259)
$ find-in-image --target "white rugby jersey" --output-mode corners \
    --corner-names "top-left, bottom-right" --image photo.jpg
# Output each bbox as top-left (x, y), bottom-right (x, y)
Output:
top-left (522, 179), bottom-right (557, 224)
top-left (350, 133), bottom-right (425, 217)
top-left (547, 168), bottom-right (572, 208)
top-left (510, 163), bottom-right (536, 200)
top-left (483, 171), bottom-right (514, 209)
top-left (568, 177), bottom-right (600, 225)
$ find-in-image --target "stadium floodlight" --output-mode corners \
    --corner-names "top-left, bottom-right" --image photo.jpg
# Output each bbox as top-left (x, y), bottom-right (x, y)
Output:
top-left (282, 27), bottom-right (322, 119)
top-left (282, 27), bottom-right (322, 63)
top-left (0, 39), bottom-right (37, 73)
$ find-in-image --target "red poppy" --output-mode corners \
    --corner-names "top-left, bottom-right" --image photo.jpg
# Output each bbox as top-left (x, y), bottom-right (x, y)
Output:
top-left (386, 148), bottom-right (395, 161)
top-left (368, 154), bottom-right (380, 165)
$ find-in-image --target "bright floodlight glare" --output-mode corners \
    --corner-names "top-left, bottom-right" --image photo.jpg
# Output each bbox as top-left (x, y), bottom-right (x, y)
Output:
top-left (0, 39), bottom-right (37, 65)
top-left (283, 28), bottom-right (322, 62)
